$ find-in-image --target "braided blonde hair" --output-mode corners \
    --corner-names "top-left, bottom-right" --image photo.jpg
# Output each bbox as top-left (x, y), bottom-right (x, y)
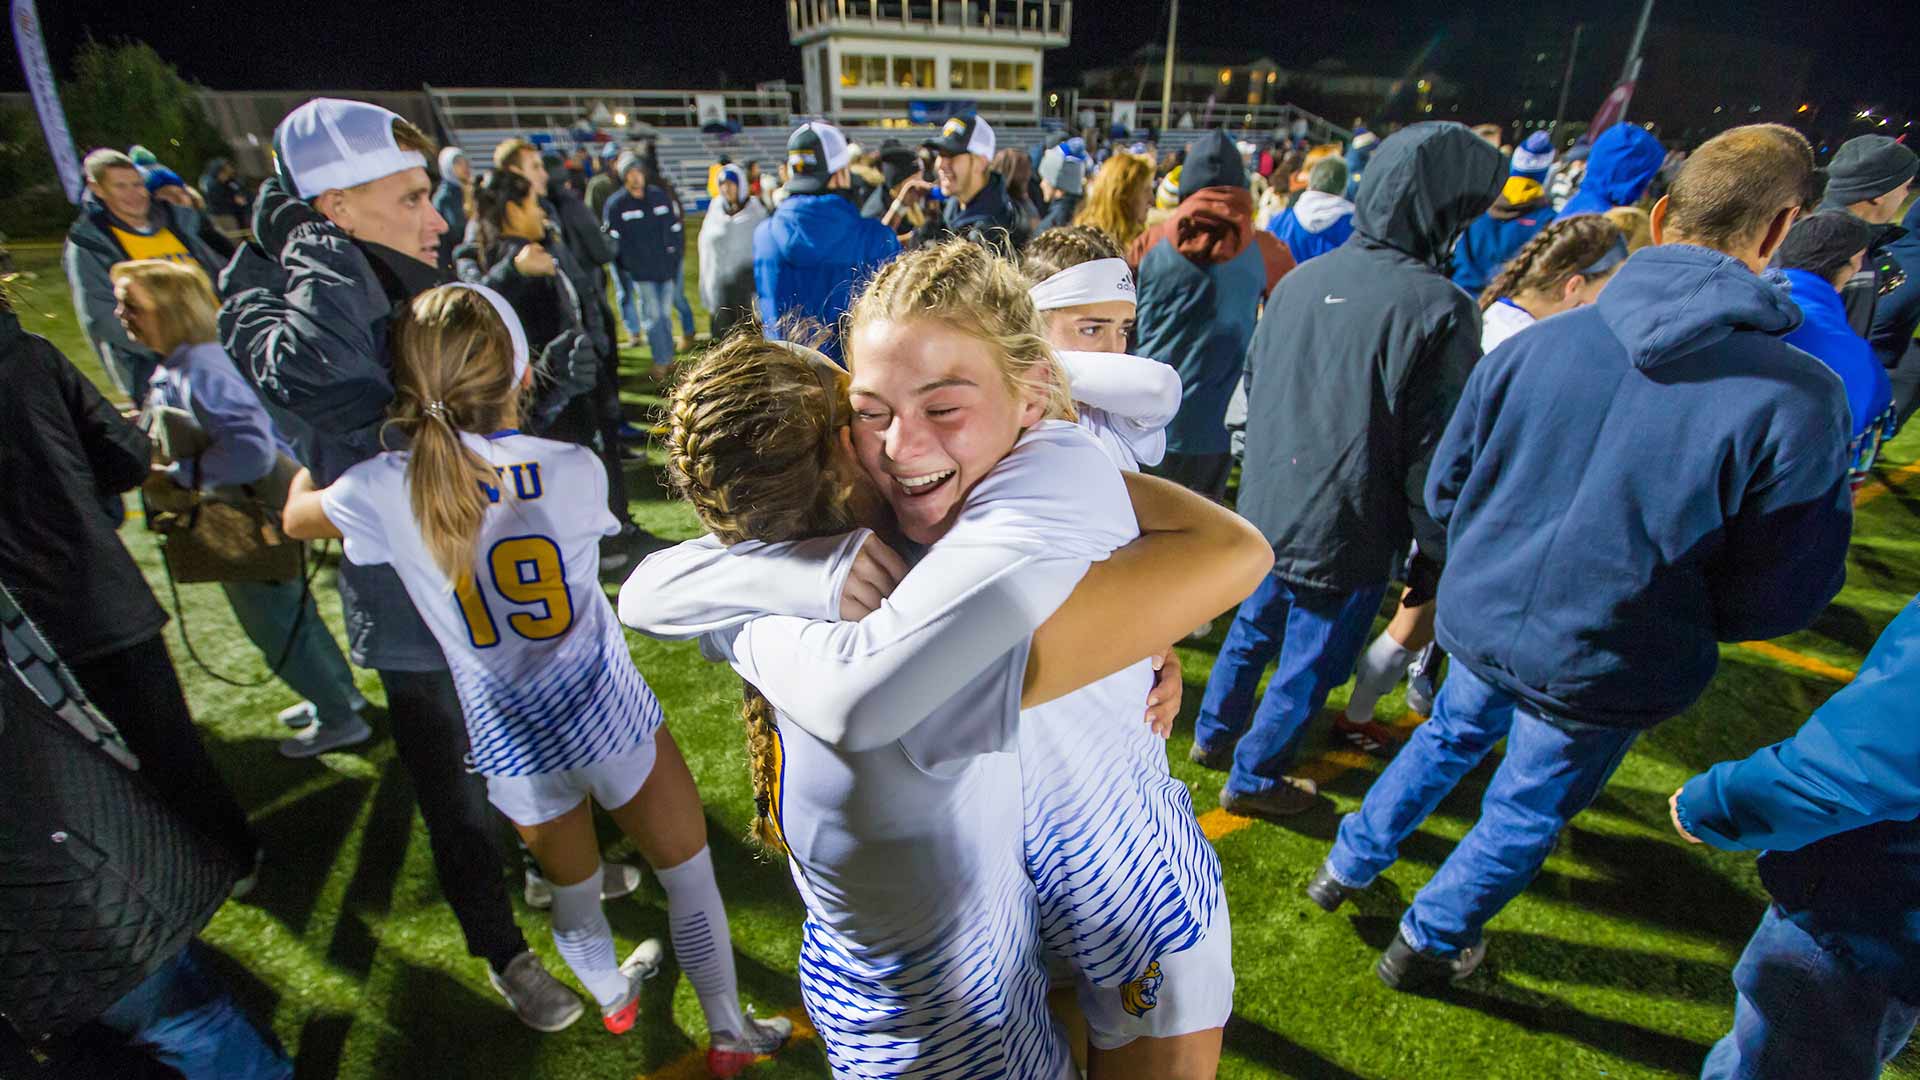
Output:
top-left (664, 334), bottom-right (861, 853)
top-left (846, 239), bottom-right (1076, 423)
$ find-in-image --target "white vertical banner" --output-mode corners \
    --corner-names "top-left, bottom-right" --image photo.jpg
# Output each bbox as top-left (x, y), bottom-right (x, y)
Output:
top-left (12, 0), bottom-right (82, 204)
top-left (694, 94), bottom-right (728, 127)
top-left (1111, 101), bottom-right (1137, 131)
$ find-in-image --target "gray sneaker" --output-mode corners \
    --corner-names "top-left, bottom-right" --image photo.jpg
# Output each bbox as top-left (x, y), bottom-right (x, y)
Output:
top-left (1219, 776), bottom-right (1321, 819)
top-left (488, 951), bottom-right (585, 1033)
top-left (278, 714), bottom-right (372, 759)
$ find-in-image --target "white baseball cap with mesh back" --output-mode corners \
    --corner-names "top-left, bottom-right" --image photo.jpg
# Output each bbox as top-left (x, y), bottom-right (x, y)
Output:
top-left (275, 97), bottom-right (428, 199)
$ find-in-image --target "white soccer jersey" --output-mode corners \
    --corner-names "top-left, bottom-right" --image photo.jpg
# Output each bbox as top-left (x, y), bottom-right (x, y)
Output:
top-left (623, 421), bottom-right (1225, 1049)
top-left (1058, 349), bottom-right (1181, 472)
top-left (324, 431), bottom-right (660, 777)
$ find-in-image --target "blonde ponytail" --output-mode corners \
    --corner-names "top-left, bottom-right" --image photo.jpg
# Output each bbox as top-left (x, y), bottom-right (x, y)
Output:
top-left (387, 287), bottom-right (523, 585)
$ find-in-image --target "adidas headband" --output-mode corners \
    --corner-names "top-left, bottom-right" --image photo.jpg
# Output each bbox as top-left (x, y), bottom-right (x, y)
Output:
top-left (1028, 258), bottom-right (1138, 311)
top-left (445, 283), bottom-right (531, 386)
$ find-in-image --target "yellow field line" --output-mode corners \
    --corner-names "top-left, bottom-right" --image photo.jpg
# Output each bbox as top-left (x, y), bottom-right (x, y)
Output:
top-left (635, 1006), bottom-right (816, 1080)
top-left (1736, 640), bottom-right (1857, 682)
top-left (1199, 710), bottom-right (1426, 841)
top-left (1855, 458), bottom-right (1920, 506)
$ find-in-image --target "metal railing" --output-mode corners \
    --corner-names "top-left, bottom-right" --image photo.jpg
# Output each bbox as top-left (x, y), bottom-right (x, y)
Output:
top-left (424, 86), bottom-right (798, 134)
top-left (788, 0), bottom-right (1070, 42)
top-left (1074, 98), bottom-right (1351, 142)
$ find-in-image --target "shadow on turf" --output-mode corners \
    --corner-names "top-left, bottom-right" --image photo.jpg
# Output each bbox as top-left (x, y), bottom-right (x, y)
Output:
top-left (1223, 1012), bottom-right (1369, 1079)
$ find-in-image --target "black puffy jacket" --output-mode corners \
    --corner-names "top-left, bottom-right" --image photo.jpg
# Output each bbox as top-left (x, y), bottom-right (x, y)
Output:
top-left (0, 598), bottom-right (239, 1039)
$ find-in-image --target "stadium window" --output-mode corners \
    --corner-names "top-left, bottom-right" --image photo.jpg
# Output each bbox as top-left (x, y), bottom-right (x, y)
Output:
top-left (994, 62), bottom-right (1033, 92)
top-left (866, 56), bottom-right (888, 87)
top-left (841, 54), bottom-right (863, 87)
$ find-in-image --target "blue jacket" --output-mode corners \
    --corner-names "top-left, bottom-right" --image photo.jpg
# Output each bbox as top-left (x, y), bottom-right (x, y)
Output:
top-left (1870, 199), bottom-right (1920, 366)
top-left (1452, 195), bottom-right (1556, 296)
top-left (1266, 190), bottom-right (1354, 263)
top-left (1559, 124), bottom-right (1665, 218)
top-left (1782, 268), bottom-right (1893, 440)
top-left (1429, 244), bottom-right (1854, 729)
top-left (603, 184), bottom-right (683, 283)
top-left (1676, 593), bottom-right (1920, 1001)
top-left (753, 193), bottom-right (899, 363)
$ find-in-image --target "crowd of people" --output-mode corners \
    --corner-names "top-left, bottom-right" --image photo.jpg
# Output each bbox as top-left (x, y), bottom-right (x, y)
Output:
top-left (3, 87), bottom-right (1917, 1080)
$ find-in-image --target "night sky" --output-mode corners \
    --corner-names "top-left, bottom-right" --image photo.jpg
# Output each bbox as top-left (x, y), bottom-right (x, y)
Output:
top-left (6, 0), bottom-right (1916, 121)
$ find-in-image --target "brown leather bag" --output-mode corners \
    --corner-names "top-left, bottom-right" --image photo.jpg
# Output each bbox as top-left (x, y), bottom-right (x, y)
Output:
top-left (142, 463), bottom-right (304, 584)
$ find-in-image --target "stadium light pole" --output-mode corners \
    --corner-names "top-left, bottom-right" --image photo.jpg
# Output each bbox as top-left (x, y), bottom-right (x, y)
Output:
top-left (1159, 0), bottom-right (1178, 132)
top-left (1549, 23), bottom-right (1582, 144)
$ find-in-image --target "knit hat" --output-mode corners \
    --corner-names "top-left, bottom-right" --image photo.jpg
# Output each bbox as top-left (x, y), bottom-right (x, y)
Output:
top-left (128, 145), bottom-right (159, 168)
top-left (1510, 131), bottom-right (1554, 183)
top-left (1351, 131), bottom-right (1380, 152)
top-left (786, 120), bottom-right (851, 195)
top-left (437, 146), bottom-right (466, 177)
top-left (1178, 130), bottom-right (1246, 200)
top-left (615, 152), bottom-right (645, 181)
top-left (1306, 156), bottom-right (1348, 196)
top-left (141, 166), bottom-right (187, 194)
top-left (924, 113), bottom-right (995, 160)
top-left (1777, 209), bottom-right (1874, 281)
top-left (599, 141), bottom-right (620, 161)
top-left (876, 141), bottom-right (920, 189)
top-left (274, 97), bottom-right (428, 199)
top-left (1038, 145), bottom-right (1086, 196)
top-left (1825, 135), bottom-right (1920, 206)
top-left (1156, 166), bottom-right (1183, 210)
top-left (717, 163), bottom-right (748, 195)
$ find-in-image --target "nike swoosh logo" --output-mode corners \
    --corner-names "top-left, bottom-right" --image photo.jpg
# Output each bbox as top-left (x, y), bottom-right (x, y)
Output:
top-left (1323, 294), bottom-right (1346, 304)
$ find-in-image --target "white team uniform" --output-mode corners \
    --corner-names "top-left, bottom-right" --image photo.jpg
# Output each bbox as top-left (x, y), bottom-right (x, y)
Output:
top-left (1480, 297), bottom-right (1537, 353)
top-left (1057, 349), bottom-right (1182, 472)
top-left (323, 431), bottom-right (662, 824)
top-left (624, 421), bottom-right (1230, 1059)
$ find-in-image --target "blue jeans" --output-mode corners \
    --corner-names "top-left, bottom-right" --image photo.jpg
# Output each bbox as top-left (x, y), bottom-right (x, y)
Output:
top-left (1702, 905), bottom-right (1919, 1080)
top-left (1326, 664), bottom-right (1638, 957)
top-left (628, 277), bottom-right (679, 362)
top-left (97, 944), bottom-right (292, 1080)
top-left (1194, 575), bottom-right (1386, 795)
top-left (613, 266), bottom-right (642, 339)
top-left (222, 579), bottom-right (364, 727)
top-left (671, 259), bottom-right (697, 339)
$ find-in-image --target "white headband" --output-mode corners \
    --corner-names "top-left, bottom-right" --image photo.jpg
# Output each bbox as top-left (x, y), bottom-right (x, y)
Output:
top-left (445, 283), bottom-right (530, 385)
top-left (1028, 258), bottom-right (1138, 311)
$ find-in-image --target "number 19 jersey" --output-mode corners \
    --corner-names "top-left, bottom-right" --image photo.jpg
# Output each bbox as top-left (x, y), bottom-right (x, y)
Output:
top-left (323, 431), bottom-right (661, 777)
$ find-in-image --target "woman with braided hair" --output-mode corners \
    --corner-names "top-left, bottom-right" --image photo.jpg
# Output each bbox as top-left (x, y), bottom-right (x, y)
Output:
top-left (1337, 213), bottom-right (1633, 742)
top-left (280, 285), bottom-right (792, 1075)
top-left (1478, 213), bottom-right (1632, 351)
top-left (623, 240), bottom-right (1271, 1078)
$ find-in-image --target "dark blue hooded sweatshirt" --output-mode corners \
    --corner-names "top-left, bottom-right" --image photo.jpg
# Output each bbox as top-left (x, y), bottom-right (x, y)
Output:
top-left (1870, 198), bottom-right (1920, 366)
top-left (753, 192), bottom-right (900, 363)
top-left (1428, 244), bottom-right (1854, 729)
top-left (1559, 123), bottom-right (1666, 219)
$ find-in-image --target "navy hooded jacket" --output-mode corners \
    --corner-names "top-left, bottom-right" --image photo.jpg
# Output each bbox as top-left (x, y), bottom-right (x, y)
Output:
top-left (1676, 593), bottom-right (1920, 1001)
top-left (1782, 268), bottom-right (1892, 440)
top-left (753, 192), bottom-right (900, 363)
top-left (1559, 124), bottom-right (1665, 219)
top-left (1870, 198), bottom-right (1920, 366)
top-left (1429, 244), bottom-right (1853, 729)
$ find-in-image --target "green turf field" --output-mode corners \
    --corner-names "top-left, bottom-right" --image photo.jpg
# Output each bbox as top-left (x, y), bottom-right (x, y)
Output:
top-left (8, 234), bottom-right (1918, 1079)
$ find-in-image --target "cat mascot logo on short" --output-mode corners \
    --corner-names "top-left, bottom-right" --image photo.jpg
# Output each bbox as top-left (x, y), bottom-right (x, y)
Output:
top-left (1120, 961), bottom-right (1164, 1017)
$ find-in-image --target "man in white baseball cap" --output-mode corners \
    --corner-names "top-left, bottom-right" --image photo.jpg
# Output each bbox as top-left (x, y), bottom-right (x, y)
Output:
top-left (753, 120), bottom-right (899, 361)
top-left (219, 98), bottom-right (596, 1035)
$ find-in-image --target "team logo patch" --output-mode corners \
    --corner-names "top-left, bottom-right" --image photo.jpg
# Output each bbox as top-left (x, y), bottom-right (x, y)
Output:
top-left (788, 149), bottom-right (818, 173)
top-left (943, 117), bottom-right (968, 139)
top-left (1120, 961), bottom-right (1164, 1017)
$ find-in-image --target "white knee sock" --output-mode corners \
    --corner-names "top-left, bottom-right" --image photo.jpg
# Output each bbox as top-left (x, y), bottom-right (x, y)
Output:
top-left (1345, 633), bottom-right (1418, 723)
top-left (654, 845), bottom-right (748, 1037)
top-left (548, 865), bottom-right (629, 1007)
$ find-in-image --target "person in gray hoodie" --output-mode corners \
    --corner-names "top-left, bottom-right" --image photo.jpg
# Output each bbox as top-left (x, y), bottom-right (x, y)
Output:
top-left (697, 163), bottom-right (767, 340)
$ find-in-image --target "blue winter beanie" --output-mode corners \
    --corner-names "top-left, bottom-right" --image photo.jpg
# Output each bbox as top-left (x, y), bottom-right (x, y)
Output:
top-left (1510, 132), bottom-right (1554, 183)
top-left (142, 166), bottom-right (187, 194)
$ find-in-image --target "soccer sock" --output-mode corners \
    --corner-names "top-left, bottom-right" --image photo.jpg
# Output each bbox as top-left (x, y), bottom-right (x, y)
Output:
top-left (654, 845), bottom-right (748, 1038)
top-left (1344, 633), bottom-right (1418, 724)
top-left (548, 865), bottom-right (629, 1007)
